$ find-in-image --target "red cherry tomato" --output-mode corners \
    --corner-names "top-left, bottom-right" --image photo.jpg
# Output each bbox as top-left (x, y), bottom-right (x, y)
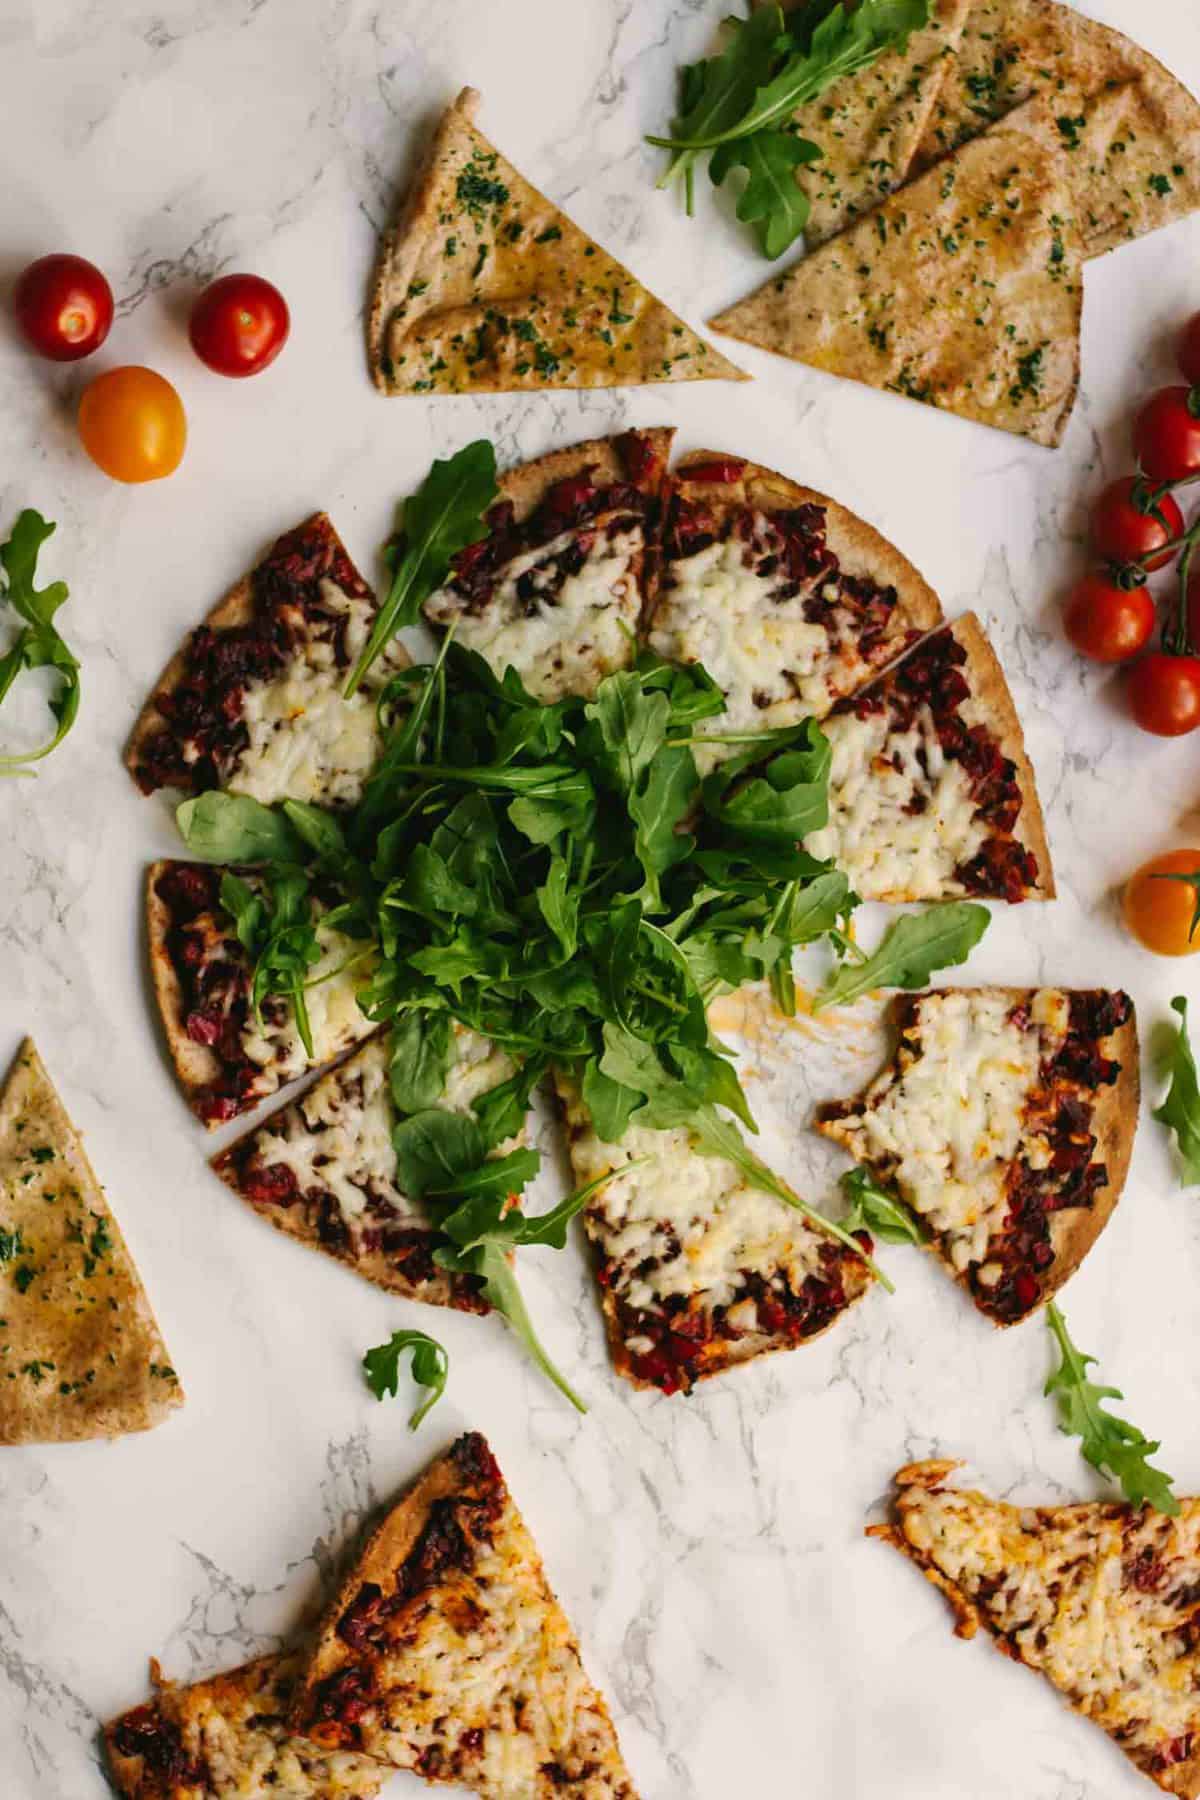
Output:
top-left (1178, 313), bottom-right (1200, 387)
top-left (1063, 573), bottom-right (1155, 664)
top-left (1133, 386), bottom-right (1200, 484)
top-left (1090, 477), bottom-right (1184, 572)
top-left (1128, 653), bottom-right (1200, 737)
top-left (13, 254), bottom-right (113, 361)
top-left (189, 274), bottom-right (289, 377)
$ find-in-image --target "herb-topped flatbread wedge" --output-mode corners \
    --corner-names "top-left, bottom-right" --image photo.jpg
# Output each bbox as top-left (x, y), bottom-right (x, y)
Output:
top-left (105, 1651), bottom-right (385, 1800)
top-left (424, 427), bottom-right (673, 700)
top-left (711, 97), bottom-right (1084, 446)
top-left (804, 615), bottom-right (1054, 903)
top-left (648, 448), bottom-right (942, 768)
top-left (819, 988), bottom-right (1138, 1324)
top-left (369, 87), bottom-right (744, 395)
top-left (0, 1039), bottom-right (182, 1444)
top-left (873, 1461), bottom-right (1200, 1797)
top-left (127, 513), bottom-right (407, 810)
top-left (291, 1432), bottom-right (639, 1796)
top-left (913, 0), bottom-right (1200, 259)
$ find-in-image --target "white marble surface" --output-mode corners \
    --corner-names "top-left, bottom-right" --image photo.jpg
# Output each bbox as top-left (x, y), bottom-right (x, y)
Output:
top-left (3, 2), bottom-right (1200, 1795)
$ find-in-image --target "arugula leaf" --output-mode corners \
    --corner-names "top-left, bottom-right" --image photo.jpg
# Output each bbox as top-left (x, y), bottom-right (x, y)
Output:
top-left (389, 1011), bottom-right (455, 1114)
top-left (814, 903), bottom-right (989, 1011)
top-left (700, 719), bottom-right (830, 841)
top-left (176, 792), bottom-right (304, 864)
top-left (362, 1328), bottom-right (448, 1430)
top-left (1154, 996), bottom-right (1200, 1186)
top-left (435, 1235), bottom-right (587, 1412)
top-left (655, 6), bottom-right (787, 203)
top-left (345, 440), bottom-right (499, 696)
top-left (1045, 1302), bottom-right (1178, 1515)
top-left (710, 129), bottom-right (822, 258)
top-left (220, 870), bottom-right (322, 1057)
top-left (840, 1168), bottom-right (926, 1246)
top-left (0, 510), bottom-right (81, 774)
top-left (391, 1109), bottom-right (486, 1201)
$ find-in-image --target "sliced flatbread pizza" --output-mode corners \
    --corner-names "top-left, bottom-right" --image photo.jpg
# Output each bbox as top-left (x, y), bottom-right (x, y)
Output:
top-left (556, 1075), bottom-right (873, 1394)
top-left (211, 1029), bottom-right (517, 1314)
top-left (369, 86), bottom-right (743, 396)
top-left (874, 1461), bottom-right (1200, 1797)
top-left (647, 448), bottom-right (942, 770)
top-left (105, 1651), bottom-right (384, 1800)
top-left (913, 0), bottom-right (1200, 259)
top-left (291, 1431), bottom-right (639, 1797)
top-left (819, 987), bottom-right (1138, 1325)
top-left (127, 513), bottom-right (407, 810)
top-left (0, 1038), bottom-right (182, 1444)
top-left (711, 98), bottom-right (1084, 446)
top-left (424, 426), bottom-right (674, 701)
top-left (147, 861), bottom-right (377, 1128)
top-left (804, 614), bottom-right (1054, 902)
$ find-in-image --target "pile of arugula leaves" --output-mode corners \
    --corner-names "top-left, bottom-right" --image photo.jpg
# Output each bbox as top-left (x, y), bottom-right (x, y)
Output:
top-left (648, 0), bottom-right (931, 257)
top-left (0, 510), bottom-right (80, 776)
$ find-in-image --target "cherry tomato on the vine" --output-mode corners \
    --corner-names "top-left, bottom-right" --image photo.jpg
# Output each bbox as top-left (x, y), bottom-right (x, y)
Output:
top-left (1063, 572), bottom-right (1155, 664)
top-left (14, 254), bottom-right (113, 361)
top-left (189, 274), bottom-right (289, 378)
top-left (1090, 477), bottom-right (1183, 571)
top-left (1123, 849), bottom-right (1200, 956)
top-left (1178, 313), bottom-right (1200, 388)
top-left (1133, 386), bottom-right (1200, 484)
top-left (78, 366), bottom-right (186, 483)
top-left (1127, 652), bottom-right (1200, 737)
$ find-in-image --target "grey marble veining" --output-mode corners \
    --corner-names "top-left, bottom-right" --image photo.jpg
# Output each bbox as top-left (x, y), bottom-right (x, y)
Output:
top-left (2, 2), bottom-right (1200, 1795)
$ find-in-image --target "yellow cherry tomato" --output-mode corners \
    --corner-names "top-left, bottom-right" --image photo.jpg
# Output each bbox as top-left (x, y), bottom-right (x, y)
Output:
top-left (1123, 849), bottom-right (1200, 956)
top-left (78, 366), bottom-right (186, 483)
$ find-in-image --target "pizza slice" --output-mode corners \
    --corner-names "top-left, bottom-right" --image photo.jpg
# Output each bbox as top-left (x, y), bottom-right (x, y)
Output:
top-left (647, 448), bottom-right (942, 769)
top-left (424, 426), bottom-right (673, 701)
top-left (711, 99), bottom-right (1083, 447)
top-left (105, 1650), bottom-right (385, 1799)
top-left (818, 987), bottom-right (1138, 1325)
top-left (290, 1432), bottom-right (639, 1797)
top-left (0, 1038), bottom-right (182, 1444)
top-left (127, 512), bottom-right (407, 809)
top-left (803, 615), bottom-right (1054, 902)
top-left (556, 1076), bottom-right (873, 1395)
top-left (873, 1461), bottom-right (1200, 1796)
top-left (369, 86), bottom-right (743, 395)
top-left (913, 0), bottom-right (1200, 259)
top-left (147, 861), bottom-right (377, 1128)
top-left (211, 1028), bottom-right (516, 1313)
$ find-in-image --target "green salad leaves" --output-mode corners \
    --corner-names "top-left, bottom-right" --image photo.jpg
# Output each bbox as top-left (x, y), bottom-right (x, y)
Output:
top-left (0, 510), bottom-right (80, 775)
top-left (1154, 996), bottom-right (1200, 1187)
top-left (1045, 1302), bottom-right (1178, 1515)
top-left (363, 1328), bottom-right (449, 1430)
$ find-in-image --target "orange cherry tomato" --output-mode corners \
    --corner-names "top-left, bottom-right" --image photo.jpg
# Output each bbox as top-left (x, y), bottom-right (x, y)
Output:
top-left (78, 366), bottom-right (186, 483)
top-left (1123, 849), bottom-right (1200, 956)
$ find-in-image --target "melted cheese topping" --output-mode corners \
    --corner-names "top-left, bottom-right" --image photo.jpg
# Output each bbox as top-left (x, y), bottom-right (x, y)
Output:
top-left (229, 579), bottom-right (408, 808)
top-left (830, 990), bottom-right (1068, 1270)
top-left (898, 1479), bottom-right (1200, 1773)
top-left (425, 524), bottom-right (642, 702)
top-left (805, 701), bottom-right (986, 899)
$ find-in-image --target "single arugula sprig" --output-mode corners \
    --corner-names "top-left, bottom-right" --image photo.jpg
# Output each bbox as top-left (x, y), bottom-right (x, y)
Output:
top-left (813, 904), bottom-right (990, 1011)
top-left (1153, 996), bottom-right (1200, 1186)
top-left (649, 0), bottom-right (931, 257)
top-left (840, 1168), bottom-right (926, 1247)
top-left (344, 440), bottom-right (498, 696)
top-left (1045, 1302), bottom-right (1178, 1515)
top-left (219, 869), bottom-right (324, 1058)
top-left (0, 510), bottom-right (80, 776)
top-left (362, 1328), bottom-right (449, 1429)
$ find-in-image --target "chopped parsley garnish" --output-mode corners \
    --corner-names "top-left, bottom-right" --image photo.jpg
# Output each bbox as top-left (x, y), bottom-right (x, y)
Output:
top-left (455, 167), bottom-right (510, 214)
top-left (1010, 344), bottom-right (1045, 404)
top-left (0, 1228), bottom-right (23, 1263)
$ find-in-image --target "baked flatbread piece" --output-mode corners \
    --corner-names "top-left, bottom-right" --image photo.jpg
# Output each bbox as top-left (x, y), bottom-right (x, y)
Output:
top-left (874, 1461), bottom-right (1200, 1797)
top-left (819, 987), bottom-right (1138, 1324)
top-left (105, 1651), bottom-right (384, 1799)
top-left (127, 513), bottom-right (406, 810)
top-left (424, 427), bottom-right (674, 701)
top-left (291, 1432), bottom-right (639, 1797)
top-left (711, 98), bottom-right (1083, 446)
top-left (804, 614), bottom-right (1054, 902)
top-left (0, 1038), bottom-right (182, 1444)
top-left (648, 448), bottom-right (942, 768)
top-left (369, 86), bottom-right (744, 395)
top-left (914, 0), bottom-right (1200, 259)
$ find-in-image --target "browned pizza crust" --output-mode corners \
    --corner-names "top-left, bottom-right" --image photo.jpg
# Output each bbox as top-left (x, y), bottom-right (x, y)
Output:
top-left (145, 860), bottom-right (223, 1108)
top-left (865, 1460), bottom-right (983, 1638)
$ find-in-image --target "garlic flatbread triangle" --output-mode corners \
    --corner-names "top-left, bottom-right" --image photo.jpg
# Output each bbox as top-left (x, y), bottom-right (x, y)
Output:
top-left (0, 1039), bottom-right (182, 1444)
top-left (876, 1462), bottom-right (1200, 1796)
top-left (369, 86), bottom-right (745, 395)
top-left (711, 98), bottom-right (1083, 446)
top-left (291, 1432), bottom-right (639, 1797)
top-left (913, 0), bottom-right (1200, 259)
